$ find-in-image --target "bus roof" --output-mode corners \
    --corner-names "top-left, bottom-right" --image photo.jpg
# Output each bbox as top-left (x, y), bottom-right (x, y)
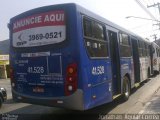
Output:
top-left (75, 3), bottom-right (150, 43)
top-left (10, 3), bottom-right (150, 43)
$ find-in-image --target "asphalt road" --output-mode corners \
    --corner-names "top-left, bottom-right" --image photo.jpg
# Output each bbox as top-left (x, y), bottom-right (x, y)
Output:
top-left (0, 75), bottom-right (160, 120)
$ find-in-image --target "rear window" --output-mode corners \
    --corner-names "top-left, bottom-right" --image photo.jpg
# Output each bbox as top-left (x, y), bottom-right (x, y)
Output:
top-left (12, 10), bottom-right (66, 48)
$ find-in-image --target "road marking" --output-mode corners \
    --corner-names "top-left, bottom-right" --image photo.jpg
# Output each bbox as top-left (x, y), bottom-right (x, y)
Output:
top-left (138, 101), bottom-right (152, 114)
top-left (139, 110), bottom-right (144, 114)
top-left (145, 101), bottom-right (151, 106)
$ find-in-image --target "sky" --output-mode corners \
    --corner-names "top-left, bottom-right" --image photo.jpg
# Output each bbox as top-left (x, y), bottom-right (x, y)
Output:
top-left (0, 0), bottom-right (160, 41)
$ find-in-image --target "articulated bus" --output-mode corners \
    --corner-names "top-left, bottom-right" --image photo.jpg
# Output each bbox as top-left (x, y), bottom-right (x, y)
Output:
top-left (150, 42), bottom-right (160, 75)
top-left (9, 3), bottom-right (151, 110)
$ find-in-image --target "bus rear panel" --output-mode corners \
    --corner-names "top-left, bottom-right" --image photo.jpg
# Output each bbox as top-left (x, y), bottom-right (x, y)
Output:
top-left (9, 4), bottom-right (86, 110)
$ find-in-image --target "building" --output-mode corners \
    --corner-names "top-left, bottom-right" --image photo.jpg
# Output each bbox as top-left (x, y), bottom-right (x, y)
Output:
top-left (0, 55), bottom-right (9, 79)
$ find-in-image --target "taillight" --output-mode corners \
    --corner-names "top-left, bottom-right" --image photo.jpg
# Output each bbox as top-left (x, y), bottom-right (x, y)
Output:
top-left (153, 59), bottom-right (157, 66)
top-left (10, 67), bottom-right (15, 87)
top-left (65, 63), bottom-right (78, 96)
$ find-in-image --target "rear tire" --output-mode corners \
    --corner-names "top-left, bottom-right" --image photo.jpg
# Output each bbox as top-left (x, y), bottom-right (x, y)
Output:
top-left (122, 76), bottom-right (130, 101)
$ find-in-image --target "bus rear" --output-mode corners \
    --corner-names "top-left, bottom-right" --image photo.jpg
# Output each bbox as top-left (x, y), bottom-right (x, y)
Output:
top-left (9, 4), bottom-right (84, 110)
top-left (151, 42), bottom-right (160, 74)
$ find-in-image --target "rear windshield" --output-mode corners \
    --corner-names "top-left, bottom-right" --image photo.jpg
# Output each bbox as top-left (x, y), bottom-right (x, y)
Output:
top-left (12, 10), bottom-right (66, 48)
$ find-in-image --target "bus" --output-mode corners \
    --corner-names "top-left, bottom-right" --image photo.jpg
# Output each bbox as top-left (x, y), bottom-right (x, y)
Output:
top-left (9, 3), bottom-right (151, 110)
top-left (150, 42), bottom-right (160, 75)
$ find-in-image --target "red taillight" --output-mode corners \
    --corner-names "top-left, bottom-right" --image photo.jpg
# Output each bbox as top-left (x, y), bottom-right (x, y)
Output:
top-left (65, 63), bottom-right (78, 96)
top-left (153, 59), bottom-right (157, 65)
top-left (10, 67), bottom-right (14, 80)
top-left (10, 67), bottom-right (15, 87)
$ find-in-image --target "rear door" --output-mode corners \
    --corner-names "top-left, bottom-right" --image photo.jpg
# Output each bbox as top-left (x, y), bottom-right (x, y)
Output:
top-left (108, 30), bottom-right (121, 96)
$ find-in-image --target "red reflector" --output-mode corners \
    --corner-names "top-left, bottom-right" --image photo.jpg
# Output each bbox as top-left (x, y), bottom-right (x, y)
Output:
top-left (65, 63), bottom-right (78, 96)
top-left (10, 67), bottom-right (15, 83)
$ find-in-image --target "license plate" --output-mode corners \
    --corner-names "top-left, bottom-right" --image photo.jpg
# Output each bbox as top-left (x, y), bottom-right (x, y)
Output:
top-left (33, 87), bottom-right (44, 93)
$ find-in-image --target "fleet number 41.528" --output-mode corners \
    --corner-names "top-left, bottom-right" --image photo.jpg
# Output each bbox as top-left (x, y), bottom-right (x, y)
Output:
top-left (92, 66), bottom-right (104, 75)
top-left (27, 67), bottom-right (44, 74)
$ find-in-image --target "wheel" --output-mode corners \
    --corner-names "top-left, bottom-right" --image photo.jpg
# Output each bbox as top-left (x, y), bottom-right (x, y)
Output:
top-left (0, 96), bottom-right (3, 108)
top-left (122, 76), bottom-right (130, 101)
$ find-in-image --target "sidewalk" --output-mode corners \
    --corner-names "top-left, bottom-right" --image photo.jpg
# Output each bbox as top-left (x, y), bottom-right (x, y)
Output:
top-left (139, 80), bottom-right (160, 114)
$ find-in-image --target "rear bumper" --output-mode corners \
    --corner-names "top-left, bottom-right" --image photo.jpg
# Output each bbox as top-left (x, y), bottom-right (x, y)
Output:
top-left (12, 89), bottom-right (84, 110)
